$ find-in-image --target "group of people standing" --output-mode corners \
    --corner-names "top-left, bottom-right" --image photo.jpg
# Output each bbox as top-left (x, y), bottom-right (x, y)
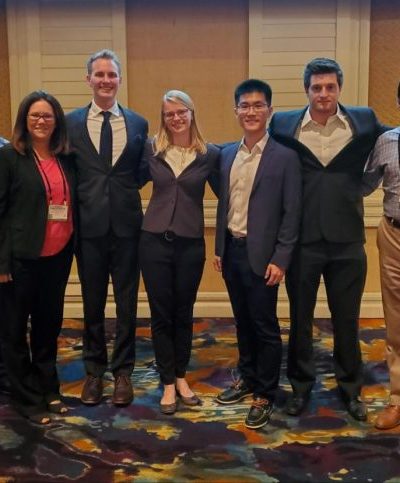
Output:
top-left (0, 50), bottom-right (398, 431)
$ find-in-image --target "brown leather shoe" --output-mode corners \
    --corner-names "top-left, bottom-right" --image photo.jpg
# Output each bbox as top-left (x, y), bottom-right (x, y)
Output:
top-left (112, 374), bottom-right (133, 406)
top-left (81, 376), bottom-right (103, 405)
top-left (375, 405), bottom-right (400, 429)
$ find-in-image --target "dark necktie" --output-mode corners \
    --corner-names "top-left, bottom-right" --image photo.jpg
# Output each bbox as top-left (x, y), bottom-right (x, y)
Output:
top-left (100, 111), bottom-right (113, 166)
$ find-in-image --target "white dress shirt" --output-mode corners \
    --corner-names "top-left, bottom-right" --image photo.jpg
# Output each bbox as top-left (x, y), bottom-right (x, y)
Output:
top-left (228, 133), bottom-right (268, 237)
top-left (298, 107), bottom-right (353, 166)
top-left (164, 146), bottom-right (196, 177)
top-left (87, 100), bottom-right (127, 166)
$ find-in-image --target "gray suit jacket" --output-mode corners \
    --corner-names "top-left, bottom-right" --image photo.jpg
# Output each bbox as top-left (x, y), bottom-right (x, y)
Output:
top-left (215, 137), bottom-right (302, 276)
top-left (141, 141), bottom-right (219, 238)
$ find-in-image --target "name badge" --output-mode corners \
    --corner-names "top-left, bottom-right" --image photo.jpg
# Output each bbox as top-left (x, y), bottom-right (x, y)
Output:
top-left (48, 204), bottom-right (68, 221)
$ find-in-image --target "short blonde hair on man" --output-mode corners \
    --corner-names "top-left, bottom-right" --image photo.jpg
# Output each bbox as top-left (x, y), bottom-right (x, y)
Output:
top-left (154, 90), bottom-right (207, 156)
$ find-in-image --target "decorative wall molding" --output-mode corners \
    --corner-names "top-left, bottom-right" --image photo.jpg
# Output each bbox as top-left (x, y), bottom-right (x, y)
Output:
top-left (249, 0), bottom-right (372, 109)
top-left (64, 275), bottom-right (383, 319)
top-left (6, 0), bottom-right (127, 122)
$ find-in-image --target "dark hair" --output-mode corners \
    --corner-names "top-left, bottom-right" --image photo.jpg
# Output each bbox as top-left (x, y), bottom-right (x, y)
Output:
top-left (11, 90), bottom-right (69, 155)
top-left (87, 49), bottom-right (121, 76)
top-left (234, 79), bottom-right (272, 106)
top-left (397, 81), bottom-right (400, 101)
top-left (303, 58), bottom-right (343, 90)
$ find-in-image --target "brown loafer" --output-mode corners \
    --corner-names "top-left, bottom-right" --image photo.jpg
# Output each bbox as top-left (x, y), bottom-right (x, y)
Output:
top-left (112, 374), bottom-right (134, 406)
top-left (81, 375), bottom-right (103, 405)
top-left (375, 405), bottom-right (400, 429)
top-left (177, 390), bottom-right (201, 406)
top-left (160, 401), bottom-right (177, 415)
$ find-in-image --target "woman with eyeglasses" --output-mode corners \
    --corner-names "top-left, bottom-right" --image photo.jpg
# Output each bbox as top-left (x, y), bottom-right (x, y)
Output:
top-left (0, 90), bottom-right (75, 424)
top-left (139, 90), bottom-right (219, 414)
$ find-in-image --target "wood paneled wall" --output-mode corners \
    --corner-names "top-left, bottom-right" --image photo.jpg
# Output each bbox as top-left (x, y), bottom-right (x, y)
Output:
top-left (0, 0), bottom-right (11, 138)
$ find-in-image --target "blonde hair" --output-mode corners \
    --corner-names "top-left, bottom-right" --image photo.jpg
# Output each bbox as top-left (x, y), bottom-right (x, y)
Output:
top-left (153, 90), bottom-right (207, 156)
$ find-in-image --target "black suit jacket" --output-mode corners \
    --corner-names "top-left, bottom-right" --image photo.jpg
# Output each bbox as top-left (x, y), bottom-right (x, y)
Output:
top-left (66, 105), bottom-right (148, 239)
top-left (0, 144), bottom-right (76, 273)
top-left (269, 105), bottom-right (386, 244)
top-left (215, 137), bottom-right (302, 276)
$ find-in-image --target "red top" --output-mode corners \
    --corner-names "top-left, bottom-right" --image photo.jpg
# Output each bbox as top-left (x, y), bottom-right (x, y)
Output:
top-left (37, 157), bottom-right (73, 257)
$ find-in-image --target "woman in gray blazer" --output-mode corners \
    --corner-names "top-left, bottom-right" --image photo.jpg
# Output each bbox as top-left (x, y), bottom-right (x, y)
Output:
top-left (139, 90), bottom-right (219, 414)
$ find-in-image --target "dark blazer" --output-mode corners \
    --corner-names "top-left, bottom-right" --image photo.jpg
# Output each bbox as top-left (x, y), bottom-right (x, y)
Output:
top-left (0, 144), bottom-right (76, 273)
top-left (215, 137), bottom-right (302, 277)
top-left (66, 105), bottom-right (148, 238)
top-left (141, 141), bottom-right (219, 238)
top-left (269, 105), bottom-right (386, 244)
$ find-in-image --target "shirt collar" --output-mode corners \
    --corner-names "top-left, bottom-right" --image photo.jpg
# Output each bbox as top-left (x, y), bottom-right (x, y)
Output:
top-left (301, 106), bottom-right (347, 129)
top-left (239, 132), bottom-right (269, 154)
top-left (89, 100), bottom-right (120, 118)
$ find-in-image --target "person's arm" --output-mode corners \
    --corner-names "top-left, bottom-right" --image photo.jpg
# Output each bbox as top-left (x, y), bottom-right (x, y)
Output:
top-left (137, 137), bottom-right (153, 188)
top-left (0, 147), bottom-right (13, 282)
top-left (362, 132), bottom-right (389, 197)
top-left (206, 145), bottom-right (220, 198)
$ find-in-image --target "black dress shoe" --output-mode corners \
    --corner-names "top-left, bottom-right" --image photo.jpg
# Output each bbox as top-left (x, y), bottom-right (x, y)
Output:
top-left (286, 392), bottom-right (310, 416)
top-left (245, 397), bottom-right (273, 429)
top-left (216, 380), bottom-right (252, 404)
top-left (344, 397), bottom-right (367, 421)
top-left (81, 376), bottom-right (103, 405)
top-left (0, 378), bottom-right (11, 395)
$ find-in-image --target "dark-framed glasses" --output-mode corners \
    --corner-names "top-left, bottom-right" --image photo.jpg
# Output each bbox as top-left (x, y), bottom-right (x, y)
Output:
top-left (236, 102), bottom-right (268, 114)
top-left (28, 113), bottom-right (55, 122)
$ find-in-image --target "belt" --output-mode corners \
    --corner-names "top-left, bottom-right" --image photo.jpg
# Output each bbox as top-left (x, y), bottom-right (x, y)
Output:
top-left (385, 215), bottom-right (400, 229)
top-left (227, 232), bottom-right (247, 246)
top-left (163, 230), bottom-right (176, 242)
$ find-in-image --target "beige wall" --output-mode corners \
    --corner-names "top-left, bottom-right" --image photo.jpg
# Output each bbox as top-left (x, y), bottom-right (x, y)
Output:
top-left (0, 0), bottom-right (396, 316)
top-left (0, 0), bottom-right (11, 138)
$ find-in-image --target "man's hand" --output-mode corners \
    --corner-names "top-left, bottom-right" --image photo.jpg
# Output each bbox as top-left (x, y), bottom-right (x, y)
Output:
top-left (213, 256), bottom-right (222, 272)
top-left (0, 273), bottom-right (12, 283)
top-left (264, 264), bottom-right (284, 286)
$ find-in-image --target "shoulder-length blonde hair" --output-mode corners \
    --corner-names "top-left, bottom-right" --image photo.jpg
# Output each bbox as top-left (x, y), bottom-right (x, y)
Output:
top-left (153, 90), bottom-right (207, 156)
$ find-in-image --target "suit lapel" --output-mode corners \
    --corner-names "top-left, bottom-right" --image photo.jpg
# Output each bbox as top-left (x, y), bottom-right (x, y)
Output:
top-left (251, 138), bottom-right (275, 193)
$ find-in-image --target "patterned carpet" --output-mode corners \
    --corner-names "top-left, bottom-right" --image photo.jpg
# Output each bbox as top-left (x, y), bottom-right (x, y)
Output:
top-left (0, 317), bottom-right (398, 483)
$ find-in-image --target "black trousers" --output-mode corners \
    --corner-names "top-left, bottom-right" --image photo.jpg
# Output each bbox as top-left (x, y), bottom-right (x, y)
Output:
top-left (285, 240), bottom-right (366, 401)
top-left (1, 240), bottom-right (73, 416)
top-left (0, 294), bottom-right (8, 390)
top-left (223, 239), bottom-right (281, 401)
top-left (76, 231), bottom-right (140, 377)
top-left (139, 231), bottom-right (205, 385)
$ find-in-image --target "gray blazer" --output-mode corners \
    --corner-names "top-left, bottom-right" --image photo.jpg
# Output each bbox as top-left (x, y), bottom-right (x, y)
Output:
top-left (141, 141), bottom-right (219, 238)
top-left (215, 137), bottom-right (302, 276)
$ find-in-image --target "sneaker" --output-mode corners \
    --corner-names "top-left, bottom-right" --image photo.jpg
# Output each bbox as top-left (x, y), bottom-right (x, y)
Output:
top-left (245, 397), bottom-right (273, 429)
top-left (216, 379), bottom-right (252, 404)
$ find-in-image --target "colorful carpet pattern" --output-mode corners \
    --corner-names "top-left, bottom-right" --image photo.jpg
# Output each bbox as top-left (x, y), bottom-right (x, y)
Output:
top-left (0, 317), bottom-right (398, 482)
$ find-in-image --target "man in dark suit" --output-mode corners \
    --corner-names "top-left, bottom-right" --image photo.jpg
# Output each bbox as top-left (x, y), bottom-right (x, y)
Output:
top-left (0, 135), bottom-right (10, 395)
top-left (67, 49), bottom-right (148, 406)
top-left (269, 57), bottom-right (385, 420)
top-left (214, 79), bottom-right (301, 429)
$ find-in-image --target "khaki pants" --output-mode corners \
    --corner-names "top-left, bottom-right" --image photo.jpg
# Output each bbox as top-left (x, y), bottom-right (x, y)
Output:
top-left (377, 216), bottom-right (400, 404)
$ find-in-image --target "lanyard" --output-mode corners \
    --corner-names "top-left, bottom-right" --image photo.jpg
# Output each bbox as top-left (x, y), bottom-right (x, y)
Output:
top-left (33, 150), bottom-right (68, 204)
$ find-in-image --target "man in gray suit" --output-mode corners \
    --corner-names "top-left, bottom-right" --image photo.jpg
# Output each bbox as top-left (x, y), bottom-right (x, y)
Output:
top-left (214, 79), bottom-right (301, 429)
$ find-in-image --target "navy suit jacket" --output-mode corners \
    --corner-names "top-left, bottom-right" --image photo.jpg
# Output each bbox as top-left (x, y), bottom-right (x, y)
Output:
top-left (66, 104), bottom-right (148, 239)
top-left (269, 105), bottom-right (386, 244)
top-left (215, 137), bottom-right (302, 276)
